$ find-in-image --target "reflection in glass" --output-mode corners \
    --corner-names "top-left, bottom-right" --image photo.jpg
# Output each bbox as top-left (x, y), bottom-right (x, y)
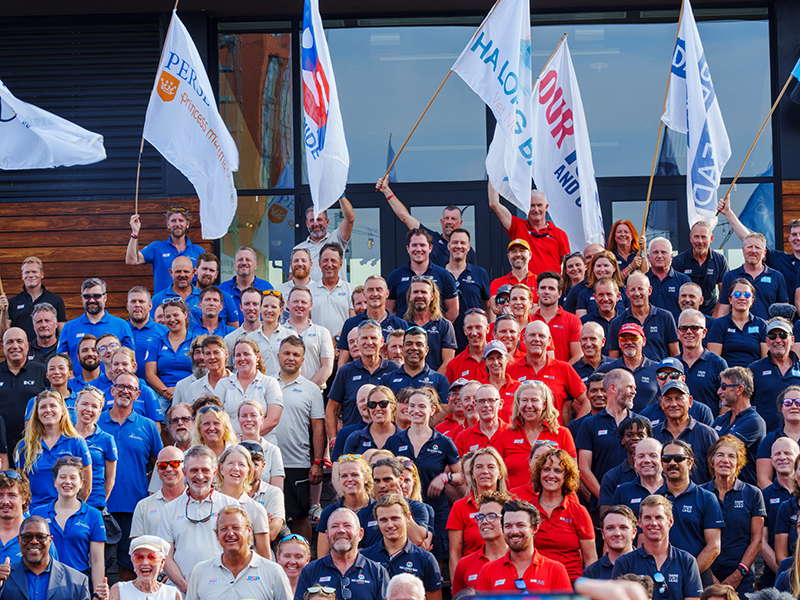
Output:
top-left (321, 208), bottom-right (381, 286)
top-left (218, 32), bottom-right (293, 190)
top-left (410, 205), bottom-right (477, 252)
top-left (713, 181), bottom-right (774, 269)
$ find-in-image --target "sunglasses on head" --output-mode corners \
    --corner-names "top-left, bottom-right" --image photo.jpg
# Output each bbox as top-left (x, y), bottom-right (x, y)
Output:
top-left (367, 400), bottom-right (390, 409)
top-left (307, 587), bottom-right (336, 595)
top-left (157, 460), bottom-right (183, 471)
top-left (55, 455), bottom-right (83, 466)
top-left (263, 290), bottom-right (282, 298)
top-left (465, 307), bottom-right (486, 316)
top-left (281, 533), bottom-right (309, 545)
top-left (198, 405), bottom-right (223, 415)
top-left (768, 331), bottom-right (790, 340)
top-left (240, 441), bottom-right (265, 457)
top-left (0, 471), bottom-right (20, 481)
top-left (338, 454), bottom-right (364, 463)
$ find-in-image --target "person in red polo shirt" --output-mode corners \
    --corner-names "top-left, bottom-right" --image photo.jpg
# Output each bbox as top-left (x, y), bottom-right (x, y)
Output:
top-left (532, 271), bottom-right (582, 364)
top-left (475, 498), bottom-right (571, 593)
top-left (446, 309), bottom-right (487, 383)
top-left (435, 378), bottom-right (476, 440)
top-left (508, 321), bottom-right (588, 424)
top-left (490, 240), bottom-right (539, 314)
top-left (455, 384), bottom-right (507, 455)
top-left (479, 341), bottom-right (520, 423)
top-left (492, 314), bottom-right (526, 363)
top-left (451, 490), bottom-right (511, 594)
top-left (488, 182), bottom-right (570, 278)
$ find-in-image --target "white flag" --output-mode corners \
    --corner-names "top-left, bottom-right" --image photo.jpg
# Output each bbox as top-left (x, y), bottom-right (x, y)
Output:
top-left (143, 10), bottom-right (239, 240)
top-left (661, 0), bottom-right (730, 229)
top-left (529, 40), bottom-right (604, 247)
top-left (302, 0), bottom-right (349, 217)
top-left (0, 79), bottom-right (106, 170)
top-left (452, 0), bottom-right (534, 215)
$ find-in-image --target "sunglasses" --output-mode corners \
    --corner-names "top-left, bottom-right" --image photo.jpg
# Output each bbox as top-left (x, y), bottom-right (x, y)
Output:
top-left (563, 251), bottom-right (583, 263)
top-left (656, 371), bottom-right (683, 382)
top-left (653, 572), bottom-right (669, 598)
top-left (400, 460), bottom-right (414, 469)
top-left (732, 291), bottom-right (753, 299)
top-left (19, 533), bottom-right (51, 544)
top-left (169, 206), bottom-right (189, 212)
top-left (618, 334), bottom-right (642, 342)
top-left (341, 577), bottom-right (352, 600)
top-left (410, 275), bottom-right (434, 282)
top-left (263, 290), bottom-right (282, 298)
top-left (677, 325), bottom-right (703, 332)
top-left (0, 471), bottom-right (21, 481)
top-left (157, 460), bottom-right (183, 471)
top-left (338, 454), bottom-right (364, 463)
top-left (783, 398), bottom-right (800, 408)
top-left (55, 455), bottom-right (83, 466)
top-left (240, 441), bottom-right (265, 457)
top-left (307, 587), bottom-right (336, 595)
top-left (514, 579), bottom-right (530, 595)
top-left (719, 382), bottom-right (741, 390)
top-left (661, 454), bottom-right (690, 464)
top-left (280, 533), bottom-right (309, 545)
top-left (198, 405), bottom-right (223, 415)
top-left (169, 416), bottom-right (193, 425)
top-left (465, 308), bottom-right (487, 316)
top-left (81, 293), bottom-right (104, 300)
top-left (768, 331), bottom-right (791, 340)
top-left (405, 325), bottom-right (426, 334)
top-left (131, 551), bottom-right (161, 564)
top-left (367, 400), bottom-right (390, 409)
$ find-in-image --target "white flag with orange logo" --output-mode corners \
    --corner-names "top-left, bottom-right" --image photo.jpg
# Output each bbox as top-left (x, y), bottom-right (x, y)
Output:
top-left (143, 10), bottom-right (239, 239)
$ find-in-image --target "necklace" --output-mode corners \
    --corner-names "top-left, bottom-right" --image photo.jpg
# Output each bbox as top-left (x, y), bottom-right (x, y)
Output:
top-left (539, 496), bottom-right (563, 507)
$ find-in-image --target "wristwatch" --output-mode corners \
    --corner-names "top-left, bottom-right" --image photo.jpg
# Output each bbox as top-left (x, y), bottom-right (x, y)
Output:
top-left (313, 459), bottom-right (324, 467)
top-left (736, 564), bottom-right (749, 576)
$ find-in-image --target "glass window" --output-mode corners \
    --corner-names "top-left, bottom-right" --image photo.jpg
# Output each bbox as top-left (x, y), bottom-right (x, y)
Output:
top-left (409, 205), bottom-right (477, 251)
top-left (325, 26), bottom-right (487, 184)
top-left (218, 31), bottom-right (293, 190)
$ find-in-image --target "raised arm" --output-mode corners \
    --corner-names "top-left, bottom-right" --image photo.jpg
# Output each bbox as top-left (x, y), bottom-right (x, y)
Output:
top-left (376, 177), bottom-right (420, 230)
top-left (338, 195), bottom-right (355, 242)
top-left (487, 180), bottom-right (513, 231)
top-left (126, 214), bottom-right (146, 265)
top-left (717, 195), bottom-right (751, 242)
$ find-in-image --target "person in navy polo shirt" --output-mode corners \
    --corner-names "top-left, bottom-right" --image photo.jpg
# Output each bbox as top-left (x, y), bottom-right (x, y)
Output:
top-left (0, 257), bottom-right (67, 344)
top-left (677, 309), bottom-right (728, 417)
top-left (583, 505), bottom-right (636, 580)
top-left (218, 247), bottom-right (273, 324)
top-left (608, 272), bottom-right (679, 362)
top-left (402, 278), bottom-right (456, 373)
top-left (577, 369), bottom-right (640, 509)
top-left (294, 507), bottom-right (389, 600)
top-left (444, 229), bottom-right (490, 351)
top-left (568, 372), bottom-right (607, 441)
top-left (328, 321), bottom-right (400, 436)
top-left (474, 499), bottom-right (571, 593)
top-left (573, 322), bottom-right (613, 380)
top-left (760, 436), bottom-right (799, 587)
top-left (702, 435), bottom-right (766, 594)
top-left (646, 238), bottom-right (691, 321)
top-left (659, 440), bottom-right (724, 586)
top-left (612, 494), bottom-right (703, 600)
top-left (386, 229), bottom-right (459, 324)
top-left (57, 279), bottom-right (134, 368)
top-left (361, 494), bottom-right (441, 598)
top-left (127, 206), bottom-right (205, 293)
top-left (596, 323), bottom-right (659, 413)
top-left (597, 417), bottom-right (652, 513)
top-left (749, 318), bottom-right (800, 432)
top-left (1, 328), bottom-right (46, 457)
top-left (640, 359), bottom-right (714, 428)
top-left (126, 286), bottom-right (168, 380)
top-left (608, 437), bottom-right (664, 518)
top-left (707, 279), bottom-right (767, 368)
top-left (757, 388), bottom-right (800, 489)
top-left (715, 232), bottom-right (789, 321)
top-left (713, 366), bottom-right (767, 486)
top-left (378, 328), bottom-right (450, 413)
top-left (672, 221), bottom-right (729, 316)
top-left (677, 283), bottom-right (717, 330)
top-left (337, 276), bottom-right (407, 367)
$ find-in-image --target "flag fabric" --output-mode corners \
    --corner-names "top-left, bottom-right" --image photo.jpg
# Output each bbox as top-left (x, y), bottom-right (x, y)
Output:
top-left (452, 0), bottom-right (534, 216)
top-left (739, 163), bottom-right (774, 248)
top-left (790, 56), bottom-right (800, 104)
top-left (528, 40), bottom-right (605, 247)
top-left (302, 0), bottom-right (349, 217)
top-left (792, 56), bottom-right (800, 80)
top-left (0, 79), bottom-right (106, 170)
top-left (386, 135), bottom-right (398, 183)
top-left (143, 10), bottom-right (238, 240)
top-left (661, 0), bottom-right (730, 230)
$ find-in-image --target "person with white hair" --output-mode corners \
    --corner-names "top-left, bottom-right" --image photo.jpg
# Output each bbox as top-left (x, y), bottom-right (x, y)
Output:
top-left (645, 237), bottom-right (691, 321)
top-left (386, 573), bottom-right (426, 600)
top-left (108, 535), bottom-right (180, 599)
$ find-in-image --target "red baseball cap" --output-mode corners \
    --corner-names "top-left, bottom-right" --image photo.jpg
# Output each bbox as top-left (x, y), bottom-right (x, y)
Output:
top-left (618, 323), bottom-right (645, 338)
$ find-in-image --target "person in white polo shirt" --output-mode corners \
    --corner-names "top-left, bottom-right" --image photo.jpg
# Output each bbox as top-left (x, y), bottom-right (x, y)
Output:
top-left (310, 243), bottom-right (355, 341)
top-left (284, 286), bottom-right (335, 387)
top-left (186, 504), bottom-right (292, 600)
top-left (132, 446), bottom-right (187, 538)
top-left (158, 445), bottom-right (240, 594)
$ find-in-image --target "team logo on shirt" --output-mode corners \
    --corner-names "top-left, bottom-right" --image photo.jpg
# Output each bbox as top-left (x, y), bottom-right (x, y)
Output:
top-left (771, 498), bottom-right (781, 504)
top-left (559, 516), bottom-right (573, 523)
top-left (669, 574), bottom-right (679, 583)
top-left (319, 577), bottom-right (331, 582)
top-left (682, 505), bottom-right (693, 513)
top-left (763, 371), bottom-right (772, 376)
top-left (430, 444), bottom-right (442, 454)
top-left (23, 381), bottom-right (35, 386)
top-left (649, 326), bottom-right (658, 333)
top-left (468, 575), bottom-right (478, 582)
top-left (734, 500), bottom-right (744, 509)
top-left (631, 497), bottom-right (642, 504)
top-left (401, 277), bottom-right (410, 282)
top-left (668, 286), bottom-right (676, 293)
top-left (493, 579), bottom-right (507, 586)
top-left (352, 375), bottom-right (363, 381)
top-left (246, 576), bottom-right (261, 581)
top-left (641, 377), bottom-right (650, 383)
top-left (208, 578), bottom-right (220, 584)
top-left (368, 520), bottom-right (378, 528)
top-left (531, 579), bottom-right (545, 586)
top-left (513, 438), bottom-right (524, 444)
top-left (598, 430), bottom-right (608, 436)
top-left (697, 371), bottom-right (706, 377)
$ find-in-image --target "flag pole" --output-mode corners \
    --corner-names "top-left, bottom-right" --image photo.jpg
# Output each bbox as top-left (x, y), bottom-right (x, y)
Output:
top-left (642, 0), bottom-right (685, 237)
top-left (382, 0), bottom-right (504, 180)
top-left (716, 71), bottom-right (794, 213)
top-left (0, 276), bottom-right (4, 296)
top-left (534, 33), bottom-right (568, 85)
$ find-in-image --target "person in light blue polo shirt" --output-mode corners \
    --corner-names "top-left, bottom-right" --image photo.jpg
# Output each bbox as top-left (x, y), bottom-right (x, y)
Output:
top-left (219, 247), bottom-right (273, 323)
top-left (145, 299), bottom-right (196, 412)
top-left (150, 256), bottom-right (203, 318)
top-left (126, 286), bottom-right (168, 380)
top-left (57, 279), bottom-right (134, 368)
top-left (127, 207), bottom-right (205, 293)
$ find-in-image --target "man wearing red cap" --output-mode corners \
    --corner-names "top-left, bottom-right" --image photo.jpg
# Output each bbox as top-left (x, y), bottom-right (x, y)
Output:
top-left (490, 239), bottom-right (539, 315)
top-left (596, 322), bottom-right (660, 413)
top-left (488, 182), bottom-right (571, 278)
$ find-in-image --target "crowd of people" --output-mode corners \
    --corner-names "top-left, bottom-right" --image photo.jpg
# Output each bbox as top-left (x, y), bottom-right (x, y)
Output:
top-left (0, 182), bottom-right (799, 600)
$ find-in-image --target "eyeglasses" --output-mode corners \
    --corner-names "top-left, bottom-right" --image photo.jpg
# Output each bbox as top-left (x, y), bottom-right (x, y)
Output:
top-left (240, 441), bottom-right (265, 458)
top-left (157, 460), bottom-right (183, 471)
top-left (661, 454), bottom-right (690, 464)
top-left (185, 497), bottom-right (214, 524)
top-left (768, 331), bottom-right (791, 340)
top-left (783, 398), bottom-right (800, 408)
top-left (677, 325), bottom-right (703, 332)
top-left (653, 572), bottom-right (670, 598)
top-left (97, 342), bottom-right (120, 354)
top-left (19, 533), bottom-right (50, 544)
top-left (0, 471), bottom-right (21, 481)
top-left (341, 576), bottom-right (352, 600)
top-left (514, 578), bottom-right (530, 595)
top-left (55, 455), bottom-right (83, 466)
top-left (719, 382), bottom-right (741, 390)
top-left (307, 587), bottom-right (336, 595)
top-left (656, 371), bottom-right (683, 382)
top-left (169, 416), bottom-right (193, 425)
top-left (131, 551), bottom-right (161, 564)
top-left (81, 293), bottom-right (104, 300)
top-left (280, 533), bottom-right (309, 545)
top-left (338, 454), bottom-right (364, 463)
top-left (476, 397), bottom-right (499, 405)
top-left (465, 308), bottom-right (487, 316)
top-left (474, 512), bottom-right (500, 523)
top-left (732, 291), bottom-right (753, 299)
top-left (367, 400), bottom-right (390, 409)
top-left (198, 405), bottom-right (223, 415)
top-left (263, 290), bottom-right (282, 298)
top-left (114, 383), bottom-right (139, 393)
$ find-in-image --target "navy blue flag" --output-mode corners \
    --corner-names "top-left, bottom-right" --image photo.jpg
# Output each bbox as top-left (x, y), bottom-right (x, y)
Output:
top-left (738, 163), bottom-right (774, 248)
top-left (386, 134), bottom-right (398, 183)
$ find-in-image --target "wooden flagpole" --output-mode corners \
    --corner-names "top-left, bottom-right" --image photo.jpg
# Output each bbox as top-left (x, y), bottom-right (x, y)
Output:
top-left (535, 33), bottom-right (568, 84)
top-left (641, 0), bottom-right (685, 237)
top-left (382, 0), bottom-right (504, 181)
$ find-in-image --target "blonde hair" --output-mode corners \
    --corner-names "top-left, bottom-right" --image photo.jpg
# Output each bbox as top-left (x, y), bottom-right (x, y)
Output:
top-left (217, 445), bottom-right (256, 493)
top-left (23, 390), bottom-right (79, 474)
top-left (336, 454), bottom-right (374, 502)
top-left (367, 386), bottom-right (397, 422)
top-left (510, 381), bottom-right (560, 434)
top-left (237, 399), bottom-right (265, 417)
top-left (467, 447), bottom-right (509, 496)
top-left (401, 458), bottom-right (423, 502)
top-left (193, 407), bottom-right (238, 447)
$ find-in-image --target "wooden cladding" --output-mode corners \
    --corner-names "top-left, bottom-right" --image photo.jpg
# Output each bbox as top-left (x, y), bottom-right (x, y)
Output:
top-left (782, 181), bottom-right (800, 252)
top-left (0, 198), bottom-right (211, 321)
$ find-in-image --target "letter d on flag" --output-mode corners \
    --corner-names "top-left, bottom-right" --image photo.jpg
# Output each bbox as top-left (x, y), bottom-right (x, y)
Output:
top-left (143, 10), bottom-right (239, 240)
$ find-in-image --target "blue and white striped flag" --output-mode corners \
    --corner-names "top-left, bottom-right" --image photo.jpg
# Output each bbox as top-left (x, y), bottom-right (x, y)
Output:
top-left (661, 0), bottom-right (730, 230)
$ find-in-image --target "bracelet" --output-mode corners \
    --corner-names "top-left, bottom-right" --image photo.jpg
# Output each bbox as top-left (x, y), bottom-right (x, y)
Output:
top-left (447, 472), bottom-right (453, 484)
top-left (386, 194), bottom-right (395, 200)
top-left (130, 233), bottom-right (139, 239)
top-left (440, 473), bottom-right (447, 485)
top-left (738, 563), bottom-right (749, 574)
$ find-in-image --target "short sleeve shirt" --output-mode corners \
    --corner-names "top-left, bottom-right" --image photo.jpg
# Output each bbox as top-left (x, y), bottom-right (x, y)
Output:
top-left (129, 319), bottom-right (169, 380)
top-left (17, 435), bottom-right (92, 509)
top-left (749, 354), bottom-right (800, 431)
top-left (453, 264), bottom-right (491, 349)
top-left (378, 366), bottom-right (450, 408)
top-left (455, 421), bottom-right (507, 456)
top-left (144, 331), bottom-right (196, 387)
top-left (187, 552), bottom-right (293, 600)
top-left (646, 268), bottom-right (692, 321)
top-left (418, 318), bottom-right (457, 372)
top-left (659, 481), bottom-right (726, 557)
top-left (420, 223), bottom-right (477, 267)
top-left (595, 357), bottom-right (660, 414)
top-left (310, 278), bottom-right (356, 338)
top-left (7, 286), bottom-right (67, 342)
top-left (445, 348), bottom-right (485, 384)
top-left (672, 249), bottom-right (729, 315)
top-left (386, 262), bottom-right (458, 318)
top-left (707, 312), bottom-right (767, 368)
top-left (682, 350), bottom-right (728, 417)
top-left (712, 406), bottom-right (767, 486)
top-left (607, 306), bottom-right (679, 363)
top-left (131, 489), bottom-right (170, 538)
top-left (445, 494), bottom-right (482, 558)
top-left (507, 356), bottom-right (586, 421)
top-left (361, 539), bottom-right (442, 591)
top-left (719, 265), bottom-right (789, 321)
top-left (612, 545), bottom-right (703, 600)
top-left (283, 321), bottom-right (335, 382)
top-left (57, 312), bottom-right (135, 367)
top-left (32, 500), bottom-right (106, 573)
top-left (140, 237), bottom-right (205, 293)
top-left (247, 324), bottom-right (294, 377)
top-left (530, 493), bottom-right (595, 580)
top-left (337, 311), bottom-right (408, 352)
top-left (652, 419), bottom-right (718, 483)
top-left (576, 408), bottom-right (640, 485)
top-left (532, 308), bottom-right (582, 363)
top-left (294, 228), bottom-right (350, 283)
top-left (213, 372), bottom-right (283, 437)
top-left (452, 546), bottom-right (491, 594)
top-left (271, 374), bottom-right (325, 468)
top-left (293, 553), bottom-right (389, 600)
top-left (475, 548), bottom-right (572, 593)
top-left (505, 216), bottom-right (571, 277)
top-left (329, 359), bottom-right (399, 428)
top-left (82, 428), bottom-right (118, 509)
top-left (496, 425), bottom-right (576, 490)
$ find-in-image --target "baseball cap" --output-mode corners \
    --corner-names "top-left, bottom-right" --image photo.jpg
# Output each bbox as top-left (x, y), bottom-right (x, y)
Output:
top-left (507, 239), bottom-right (531, 252)
top-left (130, 535), bottom-right (170, 556)
top-left (496, 284), bottom-right (512, 297)
top-left (661, 380), bottom-right (691, 396)
top-left (483, 340), bottom-right (507, 358)
top-left (657, 357), bottom-right (685, 374)
top-left (618, 323), bottom-right (645, 338)
top-left (767, 319), bottom-right (793, 335)
top-left (450, 378), bottom-right (470, 392)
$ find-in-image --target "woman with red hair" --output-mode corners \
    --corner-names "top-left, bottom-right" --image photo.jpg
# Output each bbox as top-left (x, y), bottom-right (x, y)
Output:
top-left (608, 219), bottom-right (648, 278)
